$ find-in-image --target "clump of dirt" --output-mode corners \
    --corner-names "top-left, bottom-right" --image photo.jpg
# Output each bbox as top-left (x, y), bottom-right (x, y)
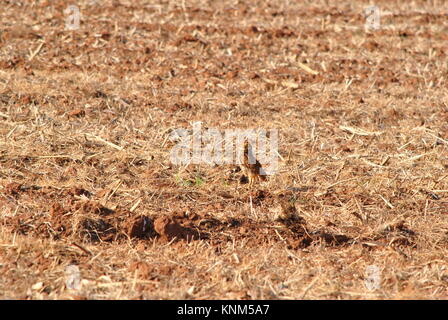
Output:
top-left (64, 187), bottom-right (92, 198)
top-left (67, 108), bottom-right (85, 118)
top-left (153, 215), bottom-right (200, 242)
top-left (276, 197), bottom-right (306, 226)
top-left (4, 183), bottom-right (41, 197)
top-left (249, 189), bottom-right (270, 205)
top-left (128, 260), bottom-right (190, 289)
top-left (79, 217), bottom-right (118, 242)
top-left (126, 215), bottom-right (156, 239)
top-left (46, 200), bottom-right (118, 242)
top-left (4, 182), bottom-right (24, 196)
top-left (310, 231), bottom-right (353, 246)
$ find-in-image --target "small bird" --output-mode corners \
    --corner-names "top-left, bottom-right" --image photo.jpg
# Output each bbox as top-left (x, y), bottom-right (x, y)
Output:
top-left (241, 141), bottom-right (266, 188)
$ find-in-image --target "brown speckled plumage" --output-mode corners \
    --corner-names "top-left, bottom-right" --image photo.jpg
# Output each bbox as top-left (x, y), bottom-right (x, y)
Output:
top-left (241, 141), bottom-right (266, 188)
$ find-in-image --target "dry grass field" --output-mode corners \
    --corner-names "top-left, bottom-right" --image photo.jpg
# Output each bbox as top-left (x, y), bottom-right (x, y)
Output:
top-left (1, 0), bottom-right (448, 300)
